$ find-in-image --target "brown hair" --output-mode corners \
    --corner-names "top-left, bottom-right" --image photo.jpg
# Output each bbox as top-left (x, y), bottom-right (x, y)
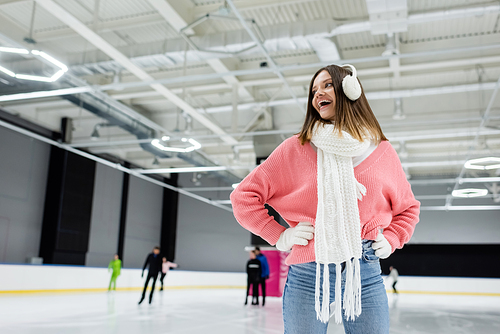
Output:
top-left (297, 64), bottom-right (387, 144)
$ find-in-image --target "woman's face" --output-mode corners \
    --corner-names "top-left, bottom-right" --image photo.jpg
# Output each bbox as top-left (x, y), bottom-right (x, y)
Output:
top-left (311, 70), bottom-right (336, 121)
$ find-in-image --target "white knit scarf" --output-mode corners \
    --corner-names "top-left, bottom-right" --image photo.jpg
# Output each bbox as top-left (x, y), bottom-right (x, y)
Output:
top-left (311, 123), bottom-right (370, 324)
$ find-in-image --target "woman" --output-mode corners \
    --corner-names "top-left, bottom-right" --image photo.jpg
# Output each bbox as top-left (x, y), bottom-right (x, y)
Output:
top-left (230, 64), bottom-right (420, 333)
top-left (159, 257), bottom-right (178, 291)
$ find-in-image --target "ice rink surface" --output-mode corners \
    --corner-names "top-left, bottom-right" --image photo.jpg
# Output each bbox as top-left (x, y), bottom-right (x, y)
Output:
top-left (0, 289), bottom-right (499, 334)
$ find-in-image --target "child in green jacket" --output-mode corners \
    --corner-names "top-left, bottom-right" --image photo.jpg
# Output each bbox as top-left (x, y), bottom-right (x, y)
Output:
top-left (108, 254), bottom-right (122, 291)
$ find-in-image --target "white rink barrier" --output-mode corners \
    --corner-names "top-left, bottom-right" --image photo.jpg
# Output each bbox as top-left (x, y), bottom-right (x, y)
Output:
top-left (0, 264), bottom-right (499, 296)
top-left (383, 275), bottom-right (500, 296)
top-left (0, 264), bottom-right (246, 293)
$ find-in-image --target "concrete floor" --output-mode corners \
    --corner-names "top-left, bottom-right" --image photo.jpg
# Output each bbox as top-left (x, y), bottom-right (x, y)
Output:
top-left (0, 289), bottom-right (499, 333)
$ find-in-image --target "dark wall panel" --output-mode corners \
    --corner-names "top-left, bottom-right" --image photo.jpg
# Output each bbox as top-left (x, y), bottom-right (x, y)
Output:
top-left (160, 174), bottom-right (179, 262)
top-left (381, 244), bottom-right (500, 278)
top-left (39, 147), bottom-right (96, 265)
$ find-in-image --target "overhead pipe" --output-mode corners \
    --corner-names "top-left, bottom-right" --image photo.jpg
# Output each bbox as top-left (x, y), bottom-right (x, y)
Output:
top-left (63, 93), bottom-right (241, 185)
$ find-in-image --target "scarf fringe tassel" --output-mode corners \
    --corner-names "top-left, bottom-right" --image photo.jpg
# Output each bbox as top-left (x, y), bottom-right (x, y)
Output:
top-left (315, 259), bottom-right (362, 324)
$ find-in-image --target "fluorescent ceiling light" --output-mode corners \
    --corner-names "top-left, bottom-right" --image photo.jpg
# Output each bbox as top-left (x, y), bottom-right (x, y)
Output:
top-left (0, 65), bottom-right (15, 77)
top-left (0, 46), bottom-right (29, 54)
top-left (451, 188), bottom-right (488, 198)
top-left (15, 73), bottom-right (55, 82)
top-left (0, 87), bottom-right (92, 102)
top-left (138, 166), bottom-right (228, 174)
top-left (464, 157), bottom-right (500, 170)
top-left (151, 138), bottom-right (201, 153)
top-left (31, 50), bottom-right (68, 72)
top-left (50, 70), bottom-right (65, 82)
top-left (0, 48), bottom-right (68, 83)
top-left (232, 183), bottom-right (240, 189)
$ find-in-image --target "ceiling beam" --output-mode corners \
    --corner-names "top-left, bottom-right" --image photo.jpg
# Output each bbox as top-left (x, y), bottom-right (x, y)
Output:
top-left (226, 0), bottom-right (304, 114)
top-left (34, 0), bottom-right (238, 146)
top-left (205, 58), bottom-right (254, 101)
top-left (52, 4), bottom-right (498, 69)
top-left (147, 0), bottom-right (255, 102)
top-left (146, 0), bottom-right (194, 35)
top-left (88, 44), bottom-right (500, 91)
top-left (34, 13), bottom-right (167, 42)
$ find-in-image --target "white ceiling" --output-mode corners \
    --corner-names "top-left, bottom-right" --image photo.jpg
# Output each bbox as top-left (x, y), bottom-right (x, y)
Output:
top-left (0, 0), bottom-right (499, 209)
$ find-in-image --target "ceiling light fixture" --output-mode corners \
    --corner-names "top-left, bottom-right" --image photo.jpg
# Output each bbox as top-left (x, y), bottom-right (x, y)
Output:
top-left (0, 47), bottom-right (68, 82)
top-left (464, 157), bottom-right (500, 170)
top-left (151, 137), bottom-right (201, 153)
top-left (90, 123), bottom-right (117, 140)
top-left (0, 65), bottom-right (15, 77)
top-left (31, 50), bottom-right (68, 72)
top-left (0, 86), bottom-right (92, 102)
top-left (0, 46), bottom-right (29, 54)
top-left (392, 97), bottom-right (405, 120)
top-left (90, 127), bottom-right (100, 140)
top-left (452, 188), bottom-right (488, 198)
top-left (382, 33), bottom-right (400, 57)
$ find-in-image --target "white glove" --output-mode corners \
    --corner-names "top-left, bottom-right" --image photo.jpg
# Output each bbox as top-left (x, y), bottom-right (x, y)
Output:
top-left (276, 222), bottom-right (315, 251)
top-left (372, 232), bottom-right (392, 259)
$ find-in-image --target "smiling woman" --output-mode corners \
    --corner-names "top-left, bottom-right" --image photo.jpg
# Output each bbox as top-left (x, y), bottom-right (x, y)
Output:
top-left (298, 64), bottom-right (387, 145)
top-left (312, 71), bottom-right (336, 121)
top-left (230, 63), bottom-right (420, 334)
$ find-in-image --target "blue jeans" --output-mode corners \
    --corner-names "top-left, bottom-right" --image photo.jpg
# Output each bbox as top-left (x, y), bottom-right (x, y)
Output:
top-left (282, 240), bottom-right (389, 334)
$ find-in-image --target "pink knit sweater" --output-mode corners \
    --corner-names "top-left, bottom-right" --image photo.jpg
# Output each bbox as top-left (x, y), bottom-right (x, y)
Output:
top-left (230, 136), bottom-right (420, 266)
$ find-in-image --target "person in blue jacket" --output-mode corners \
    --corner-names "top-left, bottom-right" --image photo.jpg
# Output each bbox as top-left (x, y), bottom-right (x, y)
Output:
top-left (254, 247), bottom-right (269, 306)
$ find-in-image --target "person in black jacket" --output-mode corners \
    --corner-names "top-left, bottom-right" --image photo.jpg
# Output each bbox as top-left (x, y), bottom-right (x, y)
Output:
top-left (255, 247), bottom-right (269, 306)
top-left (138, 246), bottom-right (162, 305)
top-left (245, 250), bottom-right (262, 306)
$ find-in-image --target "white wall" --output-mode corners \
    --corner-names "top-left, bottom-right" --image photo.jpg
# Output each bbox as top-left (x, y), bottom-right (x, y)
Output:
top-left (0, 126), bottom-right (50, 263)
top-left (85, 164), bottom-right (124, 267)
top-left (1, 264), bottom-right (499, 296)
top-left (175, 174), bottom-right (250, 272)
top-left (122, 176), bottom-right (164, 268)
top-left (411, 210), bottom-right (500, 244)
top-left (0, 264), bottom-right (246, 292)
top-left (382, 275), bottom-right (500, 295)
top-left (410, 183), bottom-right (500, 244)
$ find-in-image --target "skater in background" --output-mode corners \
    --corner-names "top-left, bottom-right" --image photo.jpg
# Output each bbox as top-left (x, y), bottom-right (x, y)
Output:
top-left (254, 247), bottom-right (269, 306)
top-left (108, 254), bottom-right (122, 291)
top-left (231, 64), bottom-right (420, 333)
top-left (388, 266), bottom-right (399, 294)
top-left (138, 246), bottom-right (162, 305)
top-left (245, 250), bottom-right (262, 305)
top-left (159, 257), bottom-right (178, 291)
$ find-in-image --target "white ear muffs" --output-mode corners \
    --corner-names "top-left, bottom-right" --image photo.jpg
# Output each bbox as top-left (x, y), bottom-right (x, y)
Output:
top-left (341, 64), bottom-right (362, 101)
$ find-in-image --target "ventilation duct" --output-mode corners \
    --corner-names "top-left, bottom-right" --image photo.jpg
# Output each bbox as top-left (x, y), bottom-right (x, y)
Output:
top-left (63, 93), bottom-right (241, 185)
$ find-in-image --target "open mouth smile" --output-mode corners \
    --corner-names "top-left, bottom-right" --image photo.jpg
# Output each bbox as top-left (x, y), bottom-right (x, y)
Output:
top-left (318, 100), bottom-right (332, 110)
